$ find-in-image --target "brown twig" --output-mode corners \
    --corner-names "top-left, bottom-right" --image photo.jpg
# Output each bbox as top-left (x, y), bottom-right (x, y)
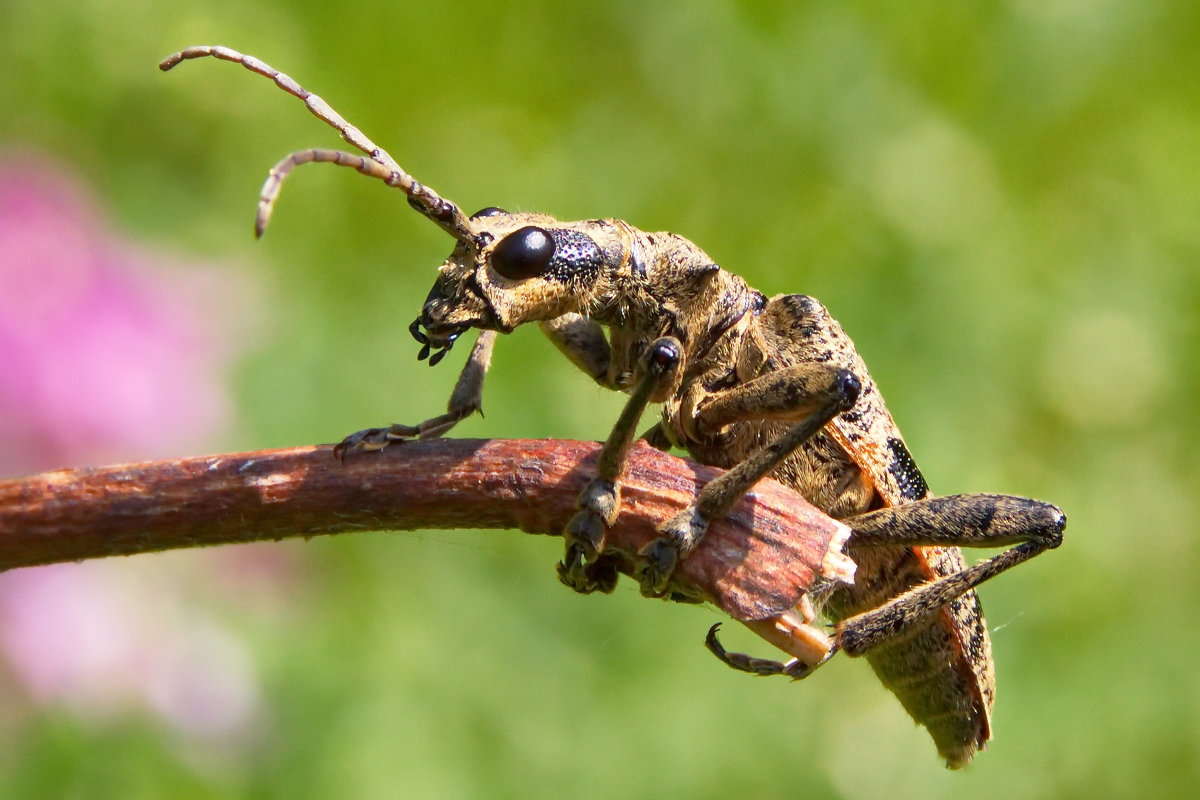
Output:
top-left (0, 438), bottom-right (851, 623)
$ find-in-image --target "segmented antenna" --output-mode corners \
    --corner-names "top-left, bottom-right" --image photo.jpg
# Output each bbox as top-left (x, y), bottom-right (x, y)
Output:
top-left (159, 45), bottom-right (473, 242)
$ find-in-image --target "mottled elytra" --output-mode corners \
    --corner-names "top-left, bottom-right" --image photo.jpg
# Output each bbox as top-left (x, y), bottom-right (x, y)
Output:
top-left (161, 45), bottom-right (1065, 768)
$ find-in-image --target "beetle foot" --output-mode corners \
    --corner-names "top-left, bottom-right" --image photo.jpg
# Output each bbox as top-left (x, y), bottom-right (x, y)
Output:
top-left (556, 550), bottom-right (620, 594)
top-left (558, 478), bottom-right (619, 593)
top-left (704, 623), bottom-right (820, 680)
top-left (332, 423), bottom-right (419, 461)
top-left (638, 504), bottom-right (709, 597)
top-left (636, 537), bottom-right (679, 597)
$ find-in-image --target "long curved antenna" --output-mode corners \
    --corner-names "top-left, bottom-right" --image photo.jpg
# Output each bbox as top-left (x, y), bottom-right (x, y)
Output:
top-left (254, 148), bottom-right (399, 238)
top-left (159, 45), bottom-right (473, 242)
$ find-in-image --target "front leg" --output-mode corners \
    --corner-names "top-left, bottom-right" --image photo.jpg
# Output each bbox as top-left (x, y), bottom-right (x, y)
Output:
top-left (638, 364), bottom-right (862, 596)
top-left (334, 330), bottom-right (496, 459)
top-left (539, 313), bottom-right (614, 388)
top-left (557, 337), bottom-right (681, 594)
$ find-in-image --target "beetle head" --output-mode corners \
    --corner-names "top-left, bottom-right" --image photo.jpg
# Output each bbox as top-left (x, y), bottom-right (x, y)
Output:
top-left (411, 207), bottom-right (626, 365)
top-left (160, 48), bottom-right (636, 367)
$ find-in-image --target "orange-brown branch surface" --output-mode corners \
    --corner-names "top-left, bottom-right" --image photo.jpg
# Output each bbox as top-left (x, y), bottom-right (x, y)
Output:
top-left (0, 438), bottom-right (850, 623)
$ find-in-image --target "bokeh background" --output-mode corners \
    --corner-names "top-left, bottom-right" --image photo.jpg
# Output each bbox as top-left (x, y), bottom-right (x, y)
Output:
top-left (1, 1), bottom-right (1197, 797)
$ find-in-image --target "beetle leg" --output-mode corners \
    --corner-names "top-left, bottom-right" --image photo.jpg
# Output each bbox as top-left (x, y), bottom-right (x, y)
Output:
top-left (836, 493), bottom-right (1065, 655)
top-left (539, 313), bottom-right (614, 388)
top-left (639, 422), bottom-right (674, 452)
top-left (556, 337), bottom-right (681, 594)
top-left (704, 493), bottom-right (1064, 678)
top-left (637, 364), bottom-right (862, 596)
top-left (334, 330), bottom-right (496, 460)
top-left (704, 623), bottom-right (829, 679)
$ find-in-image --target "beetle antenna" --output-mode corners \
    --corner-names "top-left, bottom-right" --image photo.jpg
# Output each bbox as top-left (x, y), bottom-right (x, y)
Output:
top-left (160, 45), bottom-right (473, 242)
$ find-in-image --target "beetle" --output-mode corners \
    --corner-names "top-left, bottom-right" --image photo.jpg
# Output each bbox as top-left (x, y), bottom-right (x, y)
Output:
top-left (160, 46), bottom-right (1065, 767)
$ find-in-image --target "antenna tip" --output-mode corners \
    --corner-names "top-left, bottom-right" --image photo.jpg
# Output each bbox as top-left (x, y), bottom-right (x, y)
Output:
top-left (254, 208), bottom-right (272, 239)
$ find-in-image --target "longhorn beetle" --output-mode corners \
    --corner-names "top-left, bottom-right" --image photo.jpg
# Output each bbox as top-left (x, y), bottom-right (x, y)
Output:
top-left (161, 46), bottom-right (1065, 768)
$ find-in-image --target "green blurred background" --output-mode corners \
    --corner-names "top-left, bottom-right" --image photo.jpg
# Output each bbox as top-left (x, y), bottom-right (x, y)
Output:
top-left (1, 0), bottom-right (1197, 797)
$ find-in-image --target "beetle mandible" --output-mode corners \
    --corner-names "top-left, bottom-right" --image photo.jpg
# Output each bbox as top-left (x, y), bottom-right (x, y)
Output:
top-left (160, 46), bottom-right (1065, 768)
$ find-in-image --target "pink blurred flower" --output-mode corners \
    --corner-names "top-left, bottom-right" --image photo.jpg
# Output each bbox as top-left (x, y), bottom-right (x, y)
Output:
top-left (0, 561), bottom-right (261, 739)
top-left (0, 154), bottom-right (249, 474)
top-left (0, 154), bottom-right (278, 744)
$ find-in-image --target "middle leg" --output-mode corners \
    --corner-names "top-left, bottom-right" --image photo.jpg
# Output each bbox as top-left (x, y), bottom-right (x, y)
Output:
top-left (556, 337), bottom-right (682, 594)
top-left (637, 364), bottom-right (863, 596)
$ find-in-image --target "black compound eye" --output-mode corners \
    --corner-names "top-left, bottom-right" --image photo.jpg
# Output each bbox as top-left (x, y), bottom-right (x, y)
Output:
top-left (470, 206), bottom-right (507, 220)
top-left (491, 226), bottom-right (556, 280)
